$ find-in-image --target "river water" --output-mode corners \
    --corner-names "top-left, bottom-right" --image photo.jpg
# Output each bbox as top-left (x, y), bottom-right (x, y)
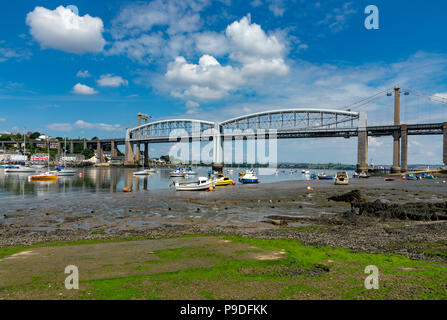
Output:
top-left (0, 167), bottom-right (351, 199)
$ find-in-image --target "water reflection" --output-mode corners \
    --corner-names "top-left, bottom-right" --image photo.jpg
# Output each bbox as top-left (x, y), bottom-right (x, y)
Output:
top-left (0, 167), bottom-right (350, 199)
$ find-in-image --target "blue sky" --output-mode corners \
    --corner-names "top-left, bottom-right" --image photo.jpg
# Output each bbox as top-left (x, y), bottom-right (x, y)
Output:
top-left (1, 0), bottom-right (447, 164)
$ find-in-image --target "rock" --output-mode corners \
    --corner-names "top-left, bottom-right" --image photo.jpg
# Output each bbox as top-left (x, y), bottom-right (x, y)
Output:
top-left (271, 219), bottom-right (288, 226)
top-left (328, 190), bottom-right (363, 203)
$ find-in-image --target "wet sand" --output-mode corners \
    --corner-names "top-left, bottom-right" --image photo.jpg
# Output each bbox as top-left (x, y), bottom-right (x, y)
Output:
top-left (1, 177), bottom-right (447, 260)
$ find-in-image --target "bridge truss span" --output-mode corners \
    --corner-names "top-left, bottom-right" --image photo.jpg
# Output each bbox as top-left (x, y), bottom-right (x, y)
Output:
top-left (219, 109), bottom-right (361, 133)
top-left (128, 119), bottom-right (216, 142)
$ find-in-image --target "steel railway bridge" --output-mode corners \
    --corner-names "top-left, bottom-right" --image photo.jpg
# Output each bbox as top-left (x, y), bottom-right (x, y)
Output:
top-left (124, 104), bottom-right (447, 173)
top-left (2, 87), bottom-right (445, 172)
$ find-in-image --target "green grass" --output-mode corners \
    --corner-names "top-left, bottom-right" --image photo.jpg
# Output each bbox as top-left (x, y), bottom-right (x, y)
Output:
top-left (2, 235), bottom-right (447, 300)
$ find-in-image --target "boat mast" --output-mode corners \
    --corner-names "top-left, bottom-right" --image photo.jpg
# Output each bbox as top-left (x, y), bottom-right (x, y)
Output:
top-left (47, 138), bottom-right (50, 172)
top-left (23, 127), bottom-right (26, 157)
top-left (64, 136), bottom-right (67, 167)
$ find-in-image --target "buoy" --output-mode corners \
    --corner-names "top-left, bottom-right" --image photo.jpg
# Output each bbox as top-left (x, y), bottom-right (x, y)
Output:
top-left (208, 187), bottom-right (214, 192)
top-left (306, 179), bottom-right (311, 181)
top-left (123, 187), bottom-right (131, 193)
top-left (78, 173), bottom-right (83, 178)
top-left (307, 186), bottom-right (313, 190)
top-left (402, 177), bottom-right (406, 180)
top-left (232, 181), bottom-right (236, 185)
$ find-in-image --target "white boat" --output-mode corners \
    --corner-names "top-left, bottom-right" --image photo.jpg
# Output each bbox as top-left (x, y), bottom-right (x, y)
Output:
top-left (174, 177), bottom-right (215, 191)
top-left (302, 170), bottom-right (310, 175)
top-left (56, 168), bottom-right (77, 176)
top-left (170, 168), bottom-right (185, 177)
top-left (239, 171), bottom-right (259, 184)
top-left (334, 171), bottom-right (349, 185)
top-left (133, 169), bottom-right (152, 176)
top-left (5, 165), bottom-right (37, 173)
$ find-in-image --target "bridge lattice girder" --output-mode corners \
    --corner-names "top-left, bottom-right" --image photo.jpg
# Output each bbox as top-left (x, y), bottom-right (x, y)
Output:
top-left (127, 109), bottom-right (361, 142)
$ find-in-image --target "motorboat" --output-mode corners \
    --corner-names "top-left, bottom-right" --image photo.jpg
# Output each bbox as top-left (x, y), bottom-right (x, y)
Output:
top-left (28, 172), bottom-right (58, 181)
top-left (0, 164), bottom-right (16, 169)
top-left (302, 170), bottom-right (310, 174)
top-left (359, 172), bottom-right (370, 179)
top-left (352, 172), bottom-right (360, 179)
top-left (133, 169), bottom-right (152, 176)
top-left (5, 165), bottom-right (37, 173)
top-left (214, 174), bottom-right (234, 186)
top-left (239, 171), bottom-right (259, 184)
top-left (170, 168), bottom-right (185, 177)
top-left (174, 177), bottom-right (215, 191)
top-left (334, 171), bottom-right (349, 185)
top-left (317, 172), bottom-right (335, 180)
top-left (310, 173), bottom-right (318, 180)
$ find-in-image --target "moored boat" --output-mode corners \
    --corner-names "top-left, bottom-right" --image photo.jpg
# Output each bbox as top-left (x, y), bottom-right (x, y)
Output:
top-left (334, 171), bottom-right (349, 185)
top-left (317, 172), bottom-right (335, 180)
top-left (28, 172), bottom-right (58, 181)
top-left (239, 171), bottom-right (259, 184)
top-left (174, 177), bottom-right (215, 191)
top-left (359, 172), bottom-right (370, 179)
top-left (5, 165), bottom-right (37, 173)
top-left (214, 174), bottom-right (234, 186)
top-left (170, 168), bottom-right (185, 177)
top-left (133, 169), bottom-right (152, 176)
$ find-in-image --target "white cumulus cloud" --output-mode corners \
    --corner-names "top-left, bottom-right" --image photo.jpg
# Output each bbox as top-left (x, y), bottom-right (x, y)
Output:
top-left (26, 6), bottom-right (105, 54)
top-left (72, 83), bottom-right (98, 95)
top-left (97, 74), bottom-right (128, 87)
top-left (165, 15), bottom-right (289, 101)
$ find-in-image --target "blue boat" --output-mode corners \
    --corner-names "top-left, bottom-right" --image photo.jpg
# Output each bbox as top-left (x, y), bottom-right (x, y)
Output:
top-left (317, 172), bottom-right (335, 180)
top-left (239, 170), bottom-right (259, 184)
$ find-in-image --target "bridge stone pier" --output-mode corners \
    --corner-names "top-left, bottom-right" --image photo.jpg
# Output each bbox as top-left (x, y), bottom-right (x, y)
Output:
top-left (400, 125), bottom-right (408, 172)
top-left (96, 140), bottom-right (104, 163)
top-left (111, 140), bottom-right (117, 157)
top-left (356, 112), bottom-right (368, 174)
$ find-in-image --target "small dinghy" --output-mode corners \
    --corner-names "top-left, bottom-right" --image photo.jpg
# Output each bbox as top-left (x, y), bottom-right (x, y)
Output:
top-left (133, 169), bottom-right (152, 176)
top-left (174, 177), bottom-right (215, 191)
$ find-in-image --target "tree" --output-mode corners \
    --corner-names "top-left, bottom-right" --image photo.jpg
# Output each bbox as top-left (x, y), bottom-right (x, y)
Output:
top-left (0, 135), bottom-right (11, 141)
top-left (82, 149), bottom-right (95, 159)
top-left (91, 136), bottom-right (98, 141)
top-left (29, 132), bottom-right (40, 140)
